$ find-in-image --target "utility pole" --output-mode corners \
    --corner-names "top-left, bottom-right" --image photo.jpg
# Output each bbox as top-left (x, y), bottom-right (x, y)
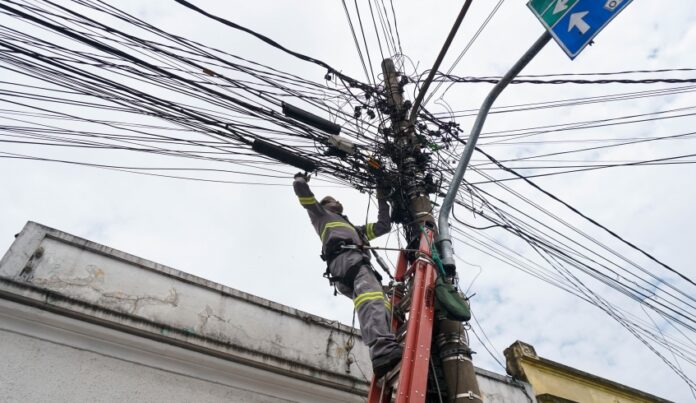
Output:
top-left (373, 1), bottom-right (482, 401)
top-left (381, 58), bottom-right (434, 233)
top-left (381, 58), bottom-right (482, 402)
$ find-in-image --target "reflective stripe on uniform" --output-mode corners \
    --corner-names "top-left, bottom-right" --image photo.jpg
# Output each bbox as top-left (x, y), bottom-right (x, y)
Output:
top-left (298, 196), bottom-right (317, 205)
top-left (366, 223), bottom-right (376, 240)
top-left (384, 299), bottom-right (392, 312)
top-left (320, 221), bottom-right (356, 241)
top-left (354, 291), bottom-right (385, 311)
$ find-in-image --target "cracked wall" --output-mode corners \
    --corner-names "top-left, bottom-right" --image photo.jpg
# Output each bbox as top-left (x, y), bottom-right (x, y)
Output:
top-left (0, 222), bottom-right (537, 403)
top-left (0, 222), bottom-right (371, 395)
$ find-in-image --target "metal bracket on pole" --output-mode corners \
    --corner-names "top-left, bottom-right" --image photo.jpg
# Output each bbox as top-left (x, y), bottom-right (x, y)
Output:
top-left (436, 31), bottom-right (552, 270)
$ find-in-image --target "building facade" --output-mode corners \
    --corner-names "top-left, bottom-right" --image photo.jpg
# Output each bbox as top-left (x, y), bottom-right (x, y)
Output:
top-left (504, 341), bottom-right (672, 403)
top-left (1, 222), bottom-right (534, 402)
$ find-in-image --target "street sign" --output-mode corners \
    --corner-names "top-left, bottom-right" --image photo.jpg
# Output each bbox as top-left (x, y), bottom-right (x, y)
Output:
top-left (528, 0), bottom-right (580, 29)
top-left (528, 0), bottom-right (633, 59)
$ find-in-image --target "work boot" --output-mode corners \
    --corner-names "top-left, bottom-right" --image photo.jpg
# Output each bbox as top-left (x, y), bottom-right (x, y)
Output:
top-left (372, 346), bottom-right (403, 378)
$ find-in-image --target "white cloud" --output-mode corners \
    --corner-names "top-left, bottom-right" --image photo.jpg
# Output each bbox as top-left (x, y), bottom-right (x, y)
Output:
top-left (1, 1), bottom-right (694, 401)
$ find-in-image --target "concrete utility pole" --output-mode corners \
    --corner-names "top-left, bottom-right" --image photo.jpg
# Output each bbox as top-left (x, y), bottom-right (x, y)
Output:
top-left (378, 29), bottom-right (554, 402)
top-left (381, 58), bottom-right (434, 232)
top-left (381, 58), bottom-right (482, 403)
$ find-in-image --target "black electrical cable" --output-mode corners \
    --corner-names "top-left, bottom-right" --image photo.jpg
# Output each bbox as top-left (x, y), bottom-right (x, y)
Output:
top-left (438, 74), bottom-right (696, 85)
top-left (471, 144), bottom-right (696, 287)
top-left (173, 0), bottom-right (371, 91)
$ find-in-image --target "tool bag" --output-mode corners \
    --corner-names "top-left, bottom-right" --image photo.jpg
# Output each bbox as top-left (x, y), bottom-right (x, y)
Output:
top-left (434, 276), bottom-right (471, 322)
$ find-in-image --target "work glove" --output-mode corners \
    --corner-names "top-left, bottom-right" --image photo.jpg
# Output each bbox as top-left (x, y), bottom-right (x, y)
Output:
top-left (294, 171), bottom-right (309, 182)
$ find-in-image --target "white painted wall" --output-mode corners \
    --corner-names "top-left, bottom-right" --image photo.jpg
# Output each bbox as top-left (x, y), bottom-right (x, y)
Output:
top-left (0, 222), bottom-right (535, 402)
top-left (0, 298), bottom-right (360, 403)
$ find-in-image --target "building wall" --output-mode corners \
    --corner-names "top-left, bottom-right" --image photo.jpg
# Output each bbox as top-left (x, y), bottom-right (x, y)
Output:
top-left (0, 222), bottom-right (536, 402)
top-left (504, 341), bottom-right (672, 403)
top-left (0, 297), bottom-right (355, 403)
top-left (476, 368), bottom-right (536, 403)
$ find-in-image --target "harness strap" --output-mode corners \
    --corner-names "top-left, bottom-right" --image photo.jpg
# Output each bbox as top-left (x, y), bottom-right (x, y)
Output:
top-left (320, 216), bottom-right (384, 291)
top-left (323, 256), bottom-right (382, 290)
top-left (321, 238), bottom-right (355, 261)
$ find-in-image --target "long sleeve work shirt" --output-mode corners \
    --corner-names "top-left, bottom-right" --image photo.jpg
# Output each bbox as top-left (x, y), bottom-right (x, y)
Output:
top-left (293, 177), bottom-right (391, 255)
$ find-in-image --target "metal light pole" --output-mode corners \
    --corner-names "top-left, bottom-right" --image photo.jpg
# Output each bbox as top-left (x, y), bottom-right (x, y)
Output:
top-left (437, 31), bottom-right (552, 270)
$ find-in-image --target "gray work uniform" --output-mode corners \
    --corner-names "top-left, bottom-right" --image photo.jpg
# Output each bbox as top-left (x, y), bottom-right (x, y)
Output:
top-left (293, 177), bottom-right (399, 360)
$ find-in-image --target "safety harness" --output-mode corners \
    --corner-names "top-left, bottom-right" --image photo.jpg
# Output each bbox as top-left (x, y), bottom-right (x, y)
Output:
top-left (320, 218), bottom-right (382, 294)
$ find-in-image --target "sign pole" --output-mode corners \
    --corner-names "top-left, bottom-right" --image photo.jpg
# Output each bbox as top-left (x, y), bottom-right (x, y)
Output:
top-left (439, 0), bottom-right (635, 262)
top-left (437, 31), bottom-right (552, 269)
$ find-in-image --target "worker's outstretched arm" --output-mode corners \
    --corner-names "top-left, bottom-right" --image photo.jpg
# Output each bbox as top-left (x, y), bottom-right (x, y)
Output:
top-left (360, 188), bottom-right (392, 241)
top-left (293, 173), bottom-right (324, 220)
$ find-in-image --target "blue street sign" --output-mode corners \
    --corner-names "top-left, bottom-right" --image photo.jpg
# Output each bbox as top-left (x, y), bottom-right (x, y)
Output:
top-left (529, 0), bottom-right (634, 59)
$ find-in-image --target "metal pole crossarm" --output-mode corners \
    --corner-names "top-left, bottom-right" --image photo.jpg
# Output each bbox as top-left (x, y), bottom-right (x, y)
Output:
top-left (436, 31), bottom-right (552, 270)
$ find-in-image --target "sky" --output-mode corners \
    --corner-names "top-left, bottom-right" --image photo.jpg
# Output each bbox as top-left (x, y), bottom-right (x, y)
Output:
top-left (1, 0), bottom-right (695, 401)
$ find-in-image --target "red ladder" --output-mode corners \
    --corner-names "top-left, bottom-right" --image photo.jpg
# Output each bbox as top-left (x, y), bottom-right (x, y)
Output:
top-left (367, 229), bottom-right (438, 403)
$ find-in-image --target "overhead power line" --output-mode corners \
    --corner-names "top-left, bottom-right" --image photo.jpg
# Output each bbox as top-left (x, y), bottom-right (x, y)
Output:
top-left (437, 74), bottom-right (696, 85)
top-left (471, 145), bottom-right (696, 287)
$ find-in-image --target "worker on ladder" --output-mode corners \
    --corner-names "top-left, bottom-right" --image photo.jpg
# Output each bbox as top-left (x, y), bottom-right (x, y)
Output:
top-left (293, 172), bottom-right (403, 378)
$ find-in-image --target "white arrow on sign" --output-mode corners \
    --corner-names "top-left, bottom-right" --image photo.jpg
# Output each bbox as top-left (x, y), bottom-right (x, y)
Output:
top-left (553, 0), bottom-right (570, 14)
top-left (568, 11), bottom-right (590, 34)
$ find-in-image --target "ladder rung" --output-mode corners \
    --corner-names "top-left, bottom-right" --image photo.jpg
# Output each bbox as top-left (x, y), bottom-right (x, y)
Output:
top-left (377, 361), bottom-right (401, 390)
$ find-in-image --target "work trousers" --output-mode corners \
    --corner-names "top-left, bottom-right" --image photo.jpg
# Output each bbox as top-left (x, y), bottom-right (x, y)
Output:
top-left (330, 251), bottom-right (399, 360)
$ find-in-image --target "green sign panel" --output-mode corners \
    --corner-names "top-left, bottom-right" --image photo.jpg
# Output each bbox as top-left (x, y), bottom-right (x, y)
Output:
top-left (528, 0), bottom-right (579, 28)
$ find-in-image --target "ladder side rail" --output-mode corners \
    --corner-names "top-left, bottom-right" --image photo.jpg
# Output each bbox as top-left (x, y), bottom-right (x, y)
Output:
top-left (368, 250), bottom-right (409, 403)
top-left (395, 231), bottom-right (437, 403)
